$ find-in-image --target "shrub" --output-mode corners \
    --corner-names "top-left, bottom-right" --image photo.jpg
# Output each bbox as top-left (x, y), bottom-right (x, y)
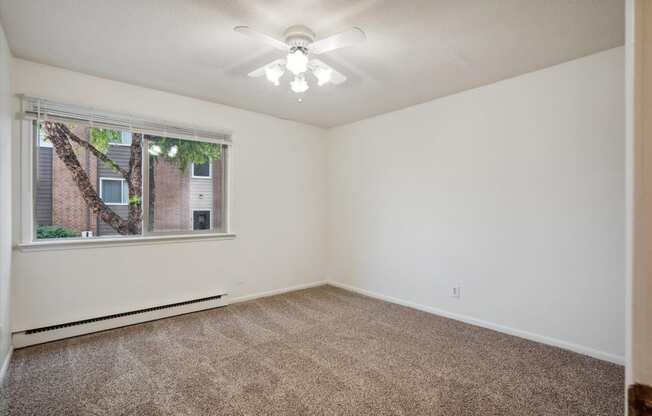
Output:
top-left (36, 225), bottom-right (78, 239)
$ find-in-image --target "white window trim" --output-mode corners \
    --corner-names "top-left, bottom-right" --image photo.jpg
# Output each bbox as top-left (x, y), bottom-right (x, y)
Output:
top-left (191, 161), bottom-right (212, 179)
top-left (16, 233), bottom-right (237, 252)
top-left (191, 208), bottom-right (212, 231)
top-left (19, 104), bottom-right (234, 248)
top-left (99, 177), bottom-right (129, 205)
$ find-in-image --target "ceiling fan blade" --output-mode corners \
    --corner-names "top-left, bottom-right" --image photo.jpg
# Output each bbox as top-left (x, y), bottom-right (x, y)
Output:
top-left (309, 27), bottom-right (366, 55)
top-left (234, 26), bottom-right (289, 51)
top-left (309, 59), bottom-right (347, 85)
top-left (329, 68), bottom-right (347, 85)
top-left (247, 58), bottom-right (286, 78)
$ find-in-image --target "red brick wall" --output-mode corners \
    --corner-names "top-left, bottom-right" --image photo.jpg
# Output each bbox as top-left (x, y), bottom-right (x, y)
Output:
top-left (52, 126), bottom-right (98, 235)
top-left (152, 159), bottom-right (190, 231)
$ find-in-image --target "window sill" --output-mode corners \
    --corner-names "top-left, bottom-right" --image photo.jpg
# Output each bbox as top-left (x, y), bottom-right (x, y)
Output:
top-left (15, 232), bottom-right (237, 252)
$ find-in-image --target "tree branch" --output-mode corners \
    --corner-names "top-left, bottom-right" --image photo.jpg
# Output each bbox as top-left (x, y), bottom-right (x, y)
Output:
top-left (55, 123), bottom-right (130, 179)
top-left (42, 121), bottom-right (131, 235)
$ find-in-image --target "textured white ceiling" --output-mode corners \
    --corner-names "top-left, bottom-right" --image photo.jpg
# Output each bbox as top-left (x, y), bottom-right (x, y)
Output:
top-left (0, 0), bottom-right (624, 128)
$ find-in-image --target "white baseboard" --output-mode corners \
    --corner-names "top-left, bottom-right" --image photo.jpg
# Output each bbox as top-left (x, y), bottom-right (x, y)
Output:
top-left (0, 347), bottom-right (13, 382)
top-left (230, 280), bottom-right (328, 304)
top-left (328, 281), bottom-right (624, 365)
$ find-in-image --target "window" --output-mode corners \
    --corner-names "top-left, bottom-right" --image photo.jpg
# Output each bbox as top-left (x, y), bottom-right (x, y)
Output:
top-left (192, 161), bottom-right (211, 178)
top-left (38, 129), bottom-right (52, 148)
top-left (147, 137), bottom-right (226, 234)
top-left (193, 210), bottom-right (211, 230)
top-left (24, 96), bottom-right (231, 243)
top-left (109, 131), bottom-right (132, 146)
top-left (100, 178), bottom-right (128, 205)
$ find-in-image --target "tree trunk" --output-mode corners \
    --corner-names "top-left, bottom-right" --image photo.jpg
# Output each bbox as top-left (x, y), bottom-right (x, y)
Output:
top-left (148, 155), bottom-right (157, 231)
top-left (43, 122), bottom-right (132, 235)
top-left (127, 133), bottom-right (143, 234)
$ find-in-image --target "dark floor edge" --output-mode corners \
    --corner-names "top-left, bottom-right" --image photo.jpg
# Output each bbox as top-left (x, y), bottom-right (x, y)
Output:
top-left (629, 384), bottom-right (652, 415)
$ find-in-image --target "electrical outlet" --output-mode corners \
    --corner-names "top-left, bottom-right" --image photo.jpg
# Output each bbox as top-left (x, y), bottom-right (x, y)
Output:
top-left (451, 285), bottom-right (461, 299)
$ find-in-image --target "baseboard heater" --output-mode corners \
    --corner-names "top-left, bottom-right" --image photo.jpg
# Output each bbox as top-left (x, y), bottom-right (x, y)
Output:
top-left (12, 292), bottom-right (228, 348)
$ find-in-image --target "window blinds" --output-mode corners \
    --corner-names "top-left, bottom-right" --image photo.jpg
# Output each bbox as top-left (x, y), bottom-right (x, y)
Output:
top-left (19, 95), bottom-right (232, 144)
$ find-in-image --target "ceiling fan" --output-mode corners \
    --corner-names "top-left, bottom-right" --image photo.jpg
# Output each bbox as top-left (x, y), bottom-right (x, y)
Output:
top-left (234, 24), bottom-right (366, 94)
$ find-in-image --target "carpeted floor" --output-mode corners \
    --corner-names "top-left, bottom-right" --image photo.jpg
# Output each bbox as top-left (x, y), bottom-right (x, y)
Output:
top-left (0, 285), bottom-right (623, 415)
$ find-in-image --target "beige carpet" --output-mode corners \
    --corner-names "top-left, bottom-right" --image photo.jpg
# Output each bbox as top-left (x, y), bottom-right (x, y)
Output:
top-left (0, 285), bottom-right (623, 415)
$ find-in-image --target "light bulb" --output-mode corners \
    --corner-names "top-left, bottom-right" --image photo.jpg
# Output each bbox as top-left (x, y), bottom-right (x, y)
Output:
top-left (167, 145), bottom-right (178, 158)
top-left (286, 49), bottom-right (308, 75)
top-left (148, 144), bottom-right (162, 156)
top-left (265, 64), bottom-right (284, 86)
top-left (313, 66), bottom-right (332, 86)
top-left (290, 76), bottom-right (309, 93)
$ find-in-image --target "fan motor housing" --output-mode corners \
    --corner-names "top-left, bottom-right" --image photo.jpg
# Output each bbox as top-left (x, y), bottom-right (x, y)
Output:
top-left (284, 25), bottom-right (315, 48)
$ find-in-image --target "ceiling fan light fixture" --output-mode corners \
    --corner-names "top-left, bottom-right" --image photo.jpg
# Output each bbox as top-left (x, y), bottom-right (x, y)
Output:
top-left (290, 75), bottom-right (309, 93)
top-left (286, 48), bottom-right (308, 75)
top-left (235, 25), bottom-right (365, 94)
top-left (313, 66), bottom-right (333, 86)
top-left (265, 64), bottom-right (284, 86)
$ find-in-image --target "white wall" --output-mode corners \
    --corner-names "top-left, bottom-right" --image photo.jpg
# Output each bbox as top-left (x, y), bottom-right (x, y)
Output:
top-left (10, 59), bottom-right (327, 331)
top-left (326, 47), bottom-right (626, 363)
top-left (0, 22), bottom-right (13, 367)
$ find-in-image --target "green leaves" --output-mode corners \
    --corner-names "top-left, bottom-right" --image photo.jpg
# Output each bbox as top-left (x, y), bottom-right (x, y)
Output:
top-left (90, 128), bottom-right (123, 153)
top-left (37, 225), bottom-right (78, 239)
top-left (61, 127), bottom-right (220, 174)
top-left (128, 195), bottom-right (141, 205)
top-left (147, 136), bottom-right (221, 171)
top-left (89, 129), bottom-right (221, 172)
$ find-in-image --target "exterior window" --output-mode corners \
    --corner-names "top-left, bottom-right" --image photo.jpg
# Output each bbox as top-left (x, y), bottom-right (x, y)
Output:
top-left (109, 131), bottom-right (132, 146)
top-left (193, 210), bottom-right (211, 230)
top-left (148, 137), bottom-right (225, 234)
top-left (192, 162), bottom-right (211, 178)
top-left (100, 178), bottom-right (128, 205)
top-left (38, 129), bottom-right (52, 148)
top-left (30, 119), bottom-right (229, 241)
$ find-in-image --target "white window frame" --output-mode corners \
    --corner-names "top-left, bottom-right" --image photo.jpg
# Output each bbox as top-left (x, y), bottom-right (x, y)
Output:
top-left (191, 209), bottom-right (212, 231)
top-left (99, 177), bottom-right (129, 205)
top-left (191, 161), bottom-right (212, 179)
top-left (18, 98), bottom-right (235, 250)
